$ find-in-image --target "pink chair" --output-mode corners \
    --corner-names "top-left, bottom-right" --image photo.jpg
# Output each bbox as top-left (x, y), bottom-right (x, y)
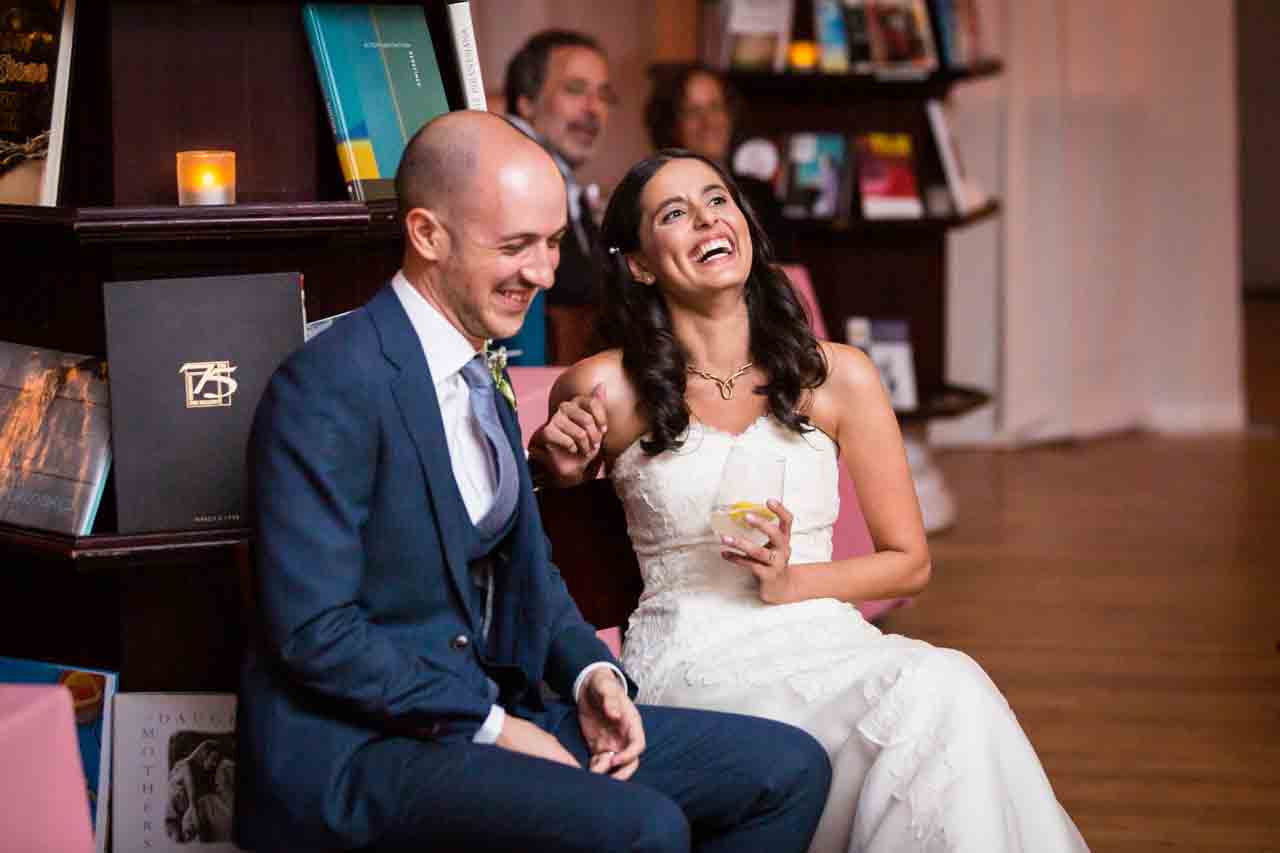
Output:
top-left (0, 686), bottom-right (95, 853)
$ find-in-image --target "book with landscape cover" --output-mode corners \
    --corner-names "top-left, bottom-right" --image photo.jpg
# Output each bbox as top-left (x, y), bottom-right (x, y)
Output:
top-left (0, 340), bottom-right (110, 536)
top-left (102, 272), bottom-right (305, 534)
top-left (112, 692), bottom-right (240, 852)
top-left (0, 656), bottom-right (116, 853)
top-left (0, 0), bottom-right (76, 205)
top-left (855, 131), bottom-right (924, 219)
top-left (303, 3), bottom-right (452, 202)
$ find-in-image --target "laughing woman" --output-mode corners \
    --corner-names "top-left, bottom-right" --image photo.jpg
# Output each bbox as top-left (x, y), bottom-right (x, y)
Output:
top-left (529, 150), bottom-right (1089, 852)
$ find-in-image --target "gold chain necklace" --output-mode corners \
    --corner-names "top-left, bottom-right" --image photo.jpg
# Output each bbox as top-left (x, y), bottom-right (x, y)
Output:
top-left (686, 362), bottom-right (754, 400)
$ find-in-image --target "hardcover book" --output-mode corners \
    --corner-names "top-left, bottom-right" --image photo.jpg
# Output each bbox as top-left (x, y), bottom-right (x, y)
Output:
top-left (303, 3), bottom-right (452, 201)
top-left (855, 131), bottom-right (924, 219)
top-left (112, 692), bottom-right (240, 852)
top-left (102, 272), bottom-right (305, 534)
top-left (926, 99), bottom-right (986, 215)
top-left (866, 0), bottom-right (938, 76)
top-left (782, 133), bottom-right (848, 220)
top-left (0, 0), bottom-right (76, 205)
top-left (719, 0), bottom-right (794, 72)
top-left (845, 317), bottom-right (919, 410)
top-left (0, 656), bottom-right (116, 853)
top-left (445, 2), bottom-right (486, 111)
top-left (0, 340), bottom-right (110, 536)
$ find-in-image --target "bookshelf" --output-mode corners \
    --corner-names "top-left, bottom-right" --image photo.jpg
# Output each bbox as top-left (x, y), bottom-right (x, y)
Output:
top-left (0, 0), bottom-right (460, 692)
top-left (664, 60), bottom-right (1005, 426)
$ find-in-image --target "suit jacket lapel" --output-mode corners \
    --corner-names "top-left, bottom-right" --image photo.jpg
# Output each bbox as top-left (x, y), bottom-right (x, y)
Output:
top-left (367, 287), bottom-right (480, 631)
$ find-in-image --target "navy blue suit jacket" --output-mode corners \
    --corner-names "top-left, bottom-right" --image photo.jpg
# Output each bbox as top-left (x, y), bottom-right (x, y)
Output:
top-left (236, 286), bottom-right (625, 850)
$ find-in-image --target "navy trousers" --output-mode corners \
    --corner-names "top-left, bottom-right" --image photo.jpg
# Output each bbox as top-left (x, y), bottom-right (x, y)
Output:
top-left (346, 703), bottom-right (831, 852)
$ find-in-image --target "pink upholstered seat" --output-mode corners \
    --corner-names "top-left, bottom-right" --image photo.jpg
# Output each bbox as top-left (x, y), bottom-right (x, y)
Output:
top-left (0, 685), bottom-right (95, 853)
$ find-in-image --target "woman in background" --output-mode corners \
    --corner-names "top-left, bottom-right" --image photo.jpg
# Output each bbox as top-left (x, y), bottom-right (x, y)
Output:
top-left (644, 64), bottom-right (784, 238)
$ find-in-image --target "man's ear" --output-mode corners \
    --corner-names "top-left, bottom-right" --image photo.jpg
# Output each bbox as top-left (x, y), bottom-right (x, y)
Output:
top-left (626, 255), bottom-right (655, 285)
top-left (405, 208), bottom-right (449, 263)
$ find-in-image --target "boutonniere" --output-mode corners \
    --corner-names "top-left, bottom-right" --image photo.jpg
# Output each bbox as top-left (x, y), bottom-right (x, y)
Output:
top-left (483, 341), bottom-right (517, 411)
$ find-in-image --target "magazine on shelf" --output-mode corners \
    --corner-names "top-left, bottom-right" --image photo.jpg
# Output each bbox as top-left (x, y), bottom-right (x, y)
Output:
top-left (112, 692), bottom-right (241, 852)
top-left (102, 272), bottom-right (305, 534)
top-left (718, 0), bottom-right (794, 72)
top-left (845, 317), bottom-right (919, 411)
top-left (303, 3), bottom-right (452, 201)
top-left (0, 0), bottom-right (77, 205)
top-left (814, 0), bottom-right (850, 73)
top-left (854, 131), bottom-right (924, 219)
top-left (0, 656), bottom-right (116, 853)
top-left (0, 340), bottom-right (110, 536)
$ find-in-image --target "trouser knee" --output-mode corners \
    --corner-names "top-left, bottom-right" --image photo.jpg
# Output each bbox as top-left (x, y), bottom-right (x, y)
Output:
top-left (627, 794), bottom-right (690, 853)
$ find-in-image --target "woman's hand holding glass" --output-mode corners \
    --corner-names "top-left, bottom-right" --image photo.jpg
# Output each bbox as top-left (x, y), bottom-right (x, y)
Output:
top-left (529, 382), bottom-right (609, 486)
top-left (712, 447), bottom-right (795, 603)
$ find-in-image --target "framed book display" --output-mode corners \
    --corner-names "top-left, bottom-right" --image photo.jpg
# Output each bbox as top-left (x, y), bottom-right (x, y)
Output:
top-left (103, 272), bottom-right (305, 534)
top-left (0, 0), bottom-right (76, 205)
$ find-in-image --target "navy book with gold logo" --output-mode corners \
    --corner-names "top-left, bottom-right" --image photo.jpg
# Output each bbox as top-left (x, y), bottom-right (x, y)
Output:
top-left (103, 272), bottom-right (304, 534)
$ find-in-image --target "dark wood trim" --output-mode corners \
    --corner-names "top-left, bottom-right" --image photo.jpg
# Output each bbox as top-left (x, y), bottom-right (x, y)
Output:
top-left (784, 198), bottom-right (1001, 238)
top-left (0, 523), bottom-right (251, 565)
top-left (74, 200), bottom-right (402, 244)
top-left (897, 383), bottom-right (991, 423)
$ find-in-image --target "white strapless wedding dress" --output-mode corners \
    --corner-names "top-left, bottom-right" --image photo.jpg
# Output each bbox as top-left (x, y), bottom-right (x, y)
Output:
top-left (614, 417), bottom-right (1088, 853)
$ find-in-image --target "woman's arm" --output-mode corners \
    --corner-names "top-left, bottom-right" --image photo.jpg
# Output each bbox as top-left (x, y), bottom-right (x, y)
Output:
top-left (736, 342), bottom-right (931, 604)
top-left (528, 350), bottom-right (646, 487)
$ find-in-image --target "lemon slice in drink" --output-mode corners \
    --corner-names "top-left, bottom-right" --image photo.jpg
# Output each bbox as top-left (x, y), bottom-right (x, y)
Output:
top-left (726, 501), bottom-right (777, 524)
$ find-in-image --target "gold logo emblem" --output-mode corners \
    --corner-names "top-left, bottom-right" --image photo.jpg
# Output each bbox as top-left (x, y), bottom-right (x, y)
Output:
top-left (179, 361), bottom-right (238, 408)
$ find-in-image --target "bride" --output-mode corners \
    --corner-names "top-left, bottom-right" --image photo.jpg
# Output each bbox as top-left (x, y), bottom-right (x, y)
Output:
top-left (529, 150), bottom-right (1088, 852)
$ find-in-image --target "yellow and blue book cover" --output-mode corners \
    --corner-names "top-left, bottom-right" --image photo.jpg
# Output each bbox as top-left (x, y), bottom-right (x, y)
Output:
top-left (303, 4), bottom-right (451, 201)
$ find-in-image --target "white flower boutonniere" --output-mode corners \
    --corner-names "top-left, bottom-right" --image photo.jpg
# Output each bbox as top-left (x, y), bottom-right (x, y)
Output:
top-left (483, 341), bottom-right (517, 411)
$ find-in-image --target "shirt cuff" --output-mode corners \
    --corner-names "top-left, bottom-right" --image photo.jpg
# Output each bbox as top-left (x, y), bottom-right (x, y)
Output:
top-left (572, 662), bottom-right (627, 704)
top-left (472, 704), bottom-right (505, 745)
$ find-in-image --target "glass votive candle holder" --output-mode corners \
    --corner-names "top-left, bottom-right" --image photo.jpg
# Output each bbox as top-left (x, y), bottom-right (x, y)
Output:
top-left (176, 150), bottom-right (236, 206)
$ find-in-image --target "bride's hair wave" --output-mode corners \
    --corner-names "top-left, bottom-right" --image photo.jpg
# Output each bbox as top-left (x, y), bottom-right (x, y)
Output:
top-left (595, 149), bottom-right (827, 455)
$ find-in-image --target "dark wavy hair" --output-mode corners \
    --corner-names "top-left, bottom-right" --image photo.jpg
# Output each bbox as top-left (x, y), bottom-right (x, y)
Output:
top-left (644, 64), bottom-right (742, 152)
top-left (504, 30), bottom-right (605, 116)
top-left (596, 150), bottom-right (827, 455)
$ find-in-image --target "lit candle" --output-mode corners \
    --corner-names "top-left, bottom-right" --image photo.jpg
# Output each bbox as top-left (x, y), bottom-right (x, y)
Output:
top-left (788, 41), bottom-right (818, 72)
top-left (176, 150), bottom-right (236, 206)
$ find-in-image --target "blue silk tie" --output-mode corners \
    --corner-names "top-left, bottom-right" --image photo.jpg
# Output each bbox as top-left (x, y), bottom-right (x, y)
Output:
top-left (459, 354), bottom-right (519, 538)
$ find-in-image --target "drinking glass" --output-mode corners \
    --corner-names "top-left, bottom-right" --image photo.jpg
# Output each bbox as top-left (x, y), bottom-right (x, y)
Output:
top-left (709, 445), bottom-right (785, 547)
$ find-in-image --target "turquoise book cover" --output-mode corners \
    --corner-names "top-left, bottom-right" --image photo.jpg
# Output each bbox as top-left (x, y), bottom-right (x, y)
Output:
top-left (303, 3), bottom-right (451, 201)
top-left (0, 656), bottom-right (117, 852)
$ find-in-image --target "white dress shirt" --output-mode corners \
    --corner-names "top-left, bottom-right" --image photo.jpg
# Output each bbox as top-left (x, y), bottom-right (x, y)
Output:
top-left (392, 274), bottom-right (623, 744)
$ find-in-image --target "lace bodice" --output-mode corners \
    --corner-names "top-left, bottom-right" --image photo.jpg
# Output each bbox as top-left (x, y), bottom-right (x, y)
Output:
top-left (613, 416), bottom-right (849, 698)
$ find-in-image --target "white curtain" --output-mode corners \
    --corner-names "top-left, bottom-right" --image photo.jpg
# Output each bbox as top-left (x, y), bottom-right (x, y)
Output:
top-left (933, 0), bottom-right (1244, 447)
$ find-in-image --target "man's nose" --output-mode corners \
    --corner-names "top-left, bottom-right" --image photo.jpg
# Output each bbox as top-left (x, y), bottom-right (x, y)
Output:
top-left (522, 244), bottom-right (558, 289)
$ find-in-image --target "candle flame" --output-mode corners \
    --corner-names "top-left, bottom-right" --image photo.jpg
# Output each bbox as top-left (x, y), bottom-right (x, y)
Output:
top-left (200, 169), bottom-right (218, 188)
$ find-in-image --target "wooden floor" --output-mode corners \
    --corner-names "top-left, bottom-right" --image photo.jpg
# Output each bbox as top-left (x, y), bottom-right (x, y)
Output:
top-left (879, 433), bottom-right (1280, 851)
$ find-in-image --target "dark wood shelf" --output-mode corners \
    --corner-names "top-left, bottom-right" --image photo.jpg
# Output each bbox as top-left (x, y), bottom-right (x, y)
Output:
top-left (897, 383), bottom-right (991, 423)
top-left (74, 200), bottom-right (402, 244)
top-left (714, 58), bottom-right (1003, 101)
top-left (0, 523), bottom-right (251, 565)
top-left (785, 198), bottom-right (1001, 238)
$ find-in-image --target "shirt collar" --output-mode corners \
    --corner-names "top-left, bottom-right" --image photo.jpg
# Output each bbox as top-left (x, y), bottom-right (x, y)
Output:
top-left (391, 271), bottom-right (481, 387)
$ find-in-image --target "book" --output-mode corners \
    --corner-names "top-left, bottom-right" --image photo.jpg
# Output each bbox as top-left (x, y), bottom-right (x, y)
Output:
top-left (0, 0), bottom-right (76, 206)
top-left (112, 692), bottom-right (240, 852)
top-left (102, 272), bottom-right (305, 534)
top-left (866, 0), bottom-right (938, 77)
top-left (0, 656), bottom-right (116, 853)
top-left (782, 133), bottom-right (848, 220)
top-left (719, 0), bottom-right (794, 72)
top-left (925, 98), bottom-right (986, 215)
top-left (840, 0), bottom-right (877, 71)
top-left (814, 0), bottom-right (851, 73)
top-left (0, 340), bottom-right (110, 536)
top-left (845, 317), bottom-right (919, 410)
top-left (445, 2), bottom-right (486, 111)
top-left (303, 3), bottom-right (452, 202)
top-left (854, 131), bottom-right (923, 219)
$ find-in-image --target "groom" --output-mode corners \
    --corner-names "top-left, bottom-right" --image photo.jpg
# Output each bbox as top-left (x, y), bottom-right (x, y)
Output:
top-left (235, 111), bottom-right (831, 852)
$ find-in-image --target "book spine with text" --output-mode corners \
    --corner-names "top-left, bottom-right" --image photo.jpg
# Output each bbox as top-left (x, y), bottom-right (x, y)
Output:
top-left (446, 2), bottom-right (486, 110)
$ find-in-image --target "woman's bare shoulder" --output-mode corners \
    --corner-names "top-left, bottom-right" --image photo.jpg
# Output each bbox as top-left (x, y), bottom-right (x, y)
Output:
top-left (808, 341), bottom-right (894, 433)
